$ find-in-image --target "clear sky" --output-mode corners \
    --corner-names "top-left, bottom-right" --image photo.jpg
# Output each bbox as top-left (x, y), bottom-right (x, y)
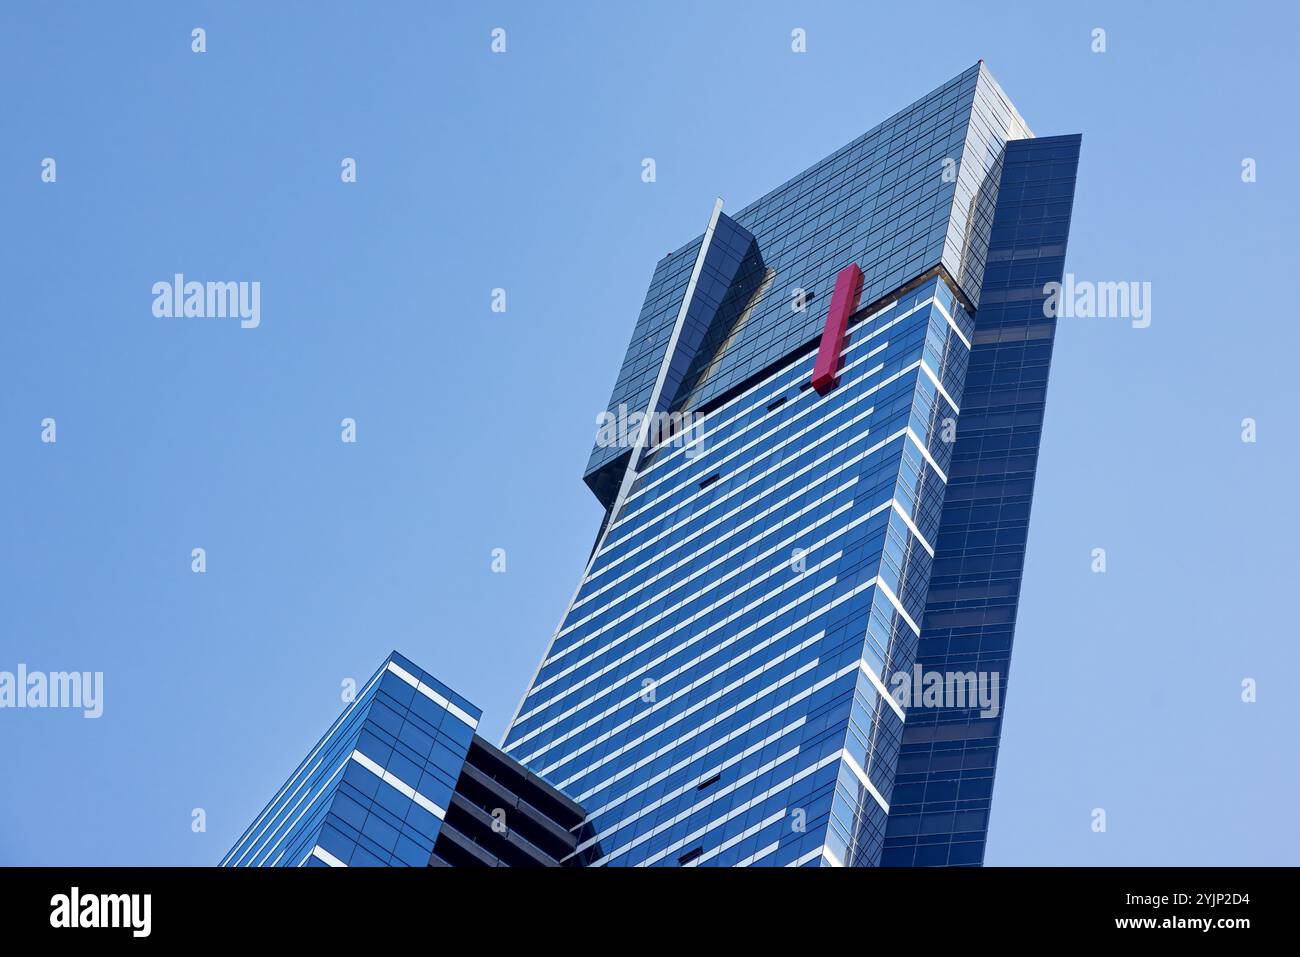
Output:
top-left (2, 1), bottom-right (1297, 866)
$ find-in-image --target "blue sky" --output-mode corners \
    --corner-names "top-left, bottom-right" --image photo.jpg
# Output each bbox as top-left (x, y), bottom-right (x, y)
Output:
top-left (1, 1), bottom-right (1296, 866)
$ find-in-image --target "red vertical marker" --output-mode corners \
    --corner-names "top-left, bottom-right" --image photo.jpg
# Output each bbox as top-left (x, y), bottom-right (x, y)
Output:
top-left (810, 263), bottom-right (864, 395)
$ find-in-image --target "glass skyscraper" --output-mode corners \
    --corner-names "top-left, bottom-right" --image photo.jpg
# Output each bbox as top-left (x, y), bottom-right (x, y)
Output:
top-left (503, 62), bottom-right (1080, 867)
top-left (881, 133), bottom-right (1081, 866)
top-left (228, 62), bottom-right (1080, 870)
top-left (223, 652), bottom-right (481, 867)
top-left (223, 651), bottom-right (594, 867)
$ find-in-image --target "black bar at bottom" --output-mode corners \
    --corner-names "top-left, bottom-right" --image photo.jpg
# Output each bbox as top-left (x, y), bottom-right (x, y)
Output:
top-left (0, 866), bottom-right (1275, 943)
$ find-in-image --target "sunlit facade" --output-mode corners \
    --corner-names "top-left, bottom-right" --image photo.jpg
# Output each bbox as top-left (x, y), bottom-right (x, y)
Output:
top-left (505, 63), bottom-right (1080, 866)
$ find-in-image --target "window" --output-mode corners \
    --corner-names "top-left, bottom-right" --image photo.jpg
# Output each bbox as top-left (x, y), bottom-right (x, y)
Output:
top-left (677, 846), bottom-right (705, 865)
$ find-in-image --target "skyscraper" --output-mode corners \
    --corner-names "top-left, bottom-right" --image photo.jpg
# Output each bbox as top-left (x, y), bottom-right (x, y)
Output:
top-left (223, 652), bottom-right (482, 867)
top-left (880, 133), bottom-right (1081, 866)
top-left (503, 63), bottom-right (1080, 867)
top-left (223, 651), bottom-right (595, 867)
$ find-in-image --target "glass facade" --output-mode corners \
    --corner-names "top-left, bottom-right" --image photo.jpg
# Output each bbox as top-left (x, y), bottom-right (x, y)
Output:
top-left (224, 652), bottom-right (597, 868)
top-left (508, 277), bottom-right (972, 866)
top-left (881, 135), bottom-right (1082, 866)
top-left (222, 652), bottom-right (480, 867)
top-left (430, 735), bottom-right (599, 867)
top-left (584, 63), bottom-right (1032, 505)
top-left (230, 65), bottom-right (1080, 870)
top-left (507, 65), bottom-right (1080, 867)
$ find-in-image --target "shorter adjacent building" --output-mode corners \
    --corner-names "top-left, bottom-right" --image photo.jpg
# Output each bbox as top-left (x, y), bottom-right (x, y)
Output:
top-left (222, 651), bottom-right (592, 868)
top-left (431, 735), bottom-right (595, 867)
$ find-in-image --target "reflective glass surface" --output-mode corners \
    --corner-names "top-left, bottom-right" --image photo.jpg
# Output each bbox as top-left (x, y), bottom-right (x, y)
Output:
top-left (586, 63), bottom-right (1033, 493)
top-left (882, 134), bottom-right (1081, 866)
top-left (222, 652), bottom-right (480, 867)
top-left (521, 67), bottom-right (1079, 868)
top-left (509, 277), bottom-right (974, 866)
